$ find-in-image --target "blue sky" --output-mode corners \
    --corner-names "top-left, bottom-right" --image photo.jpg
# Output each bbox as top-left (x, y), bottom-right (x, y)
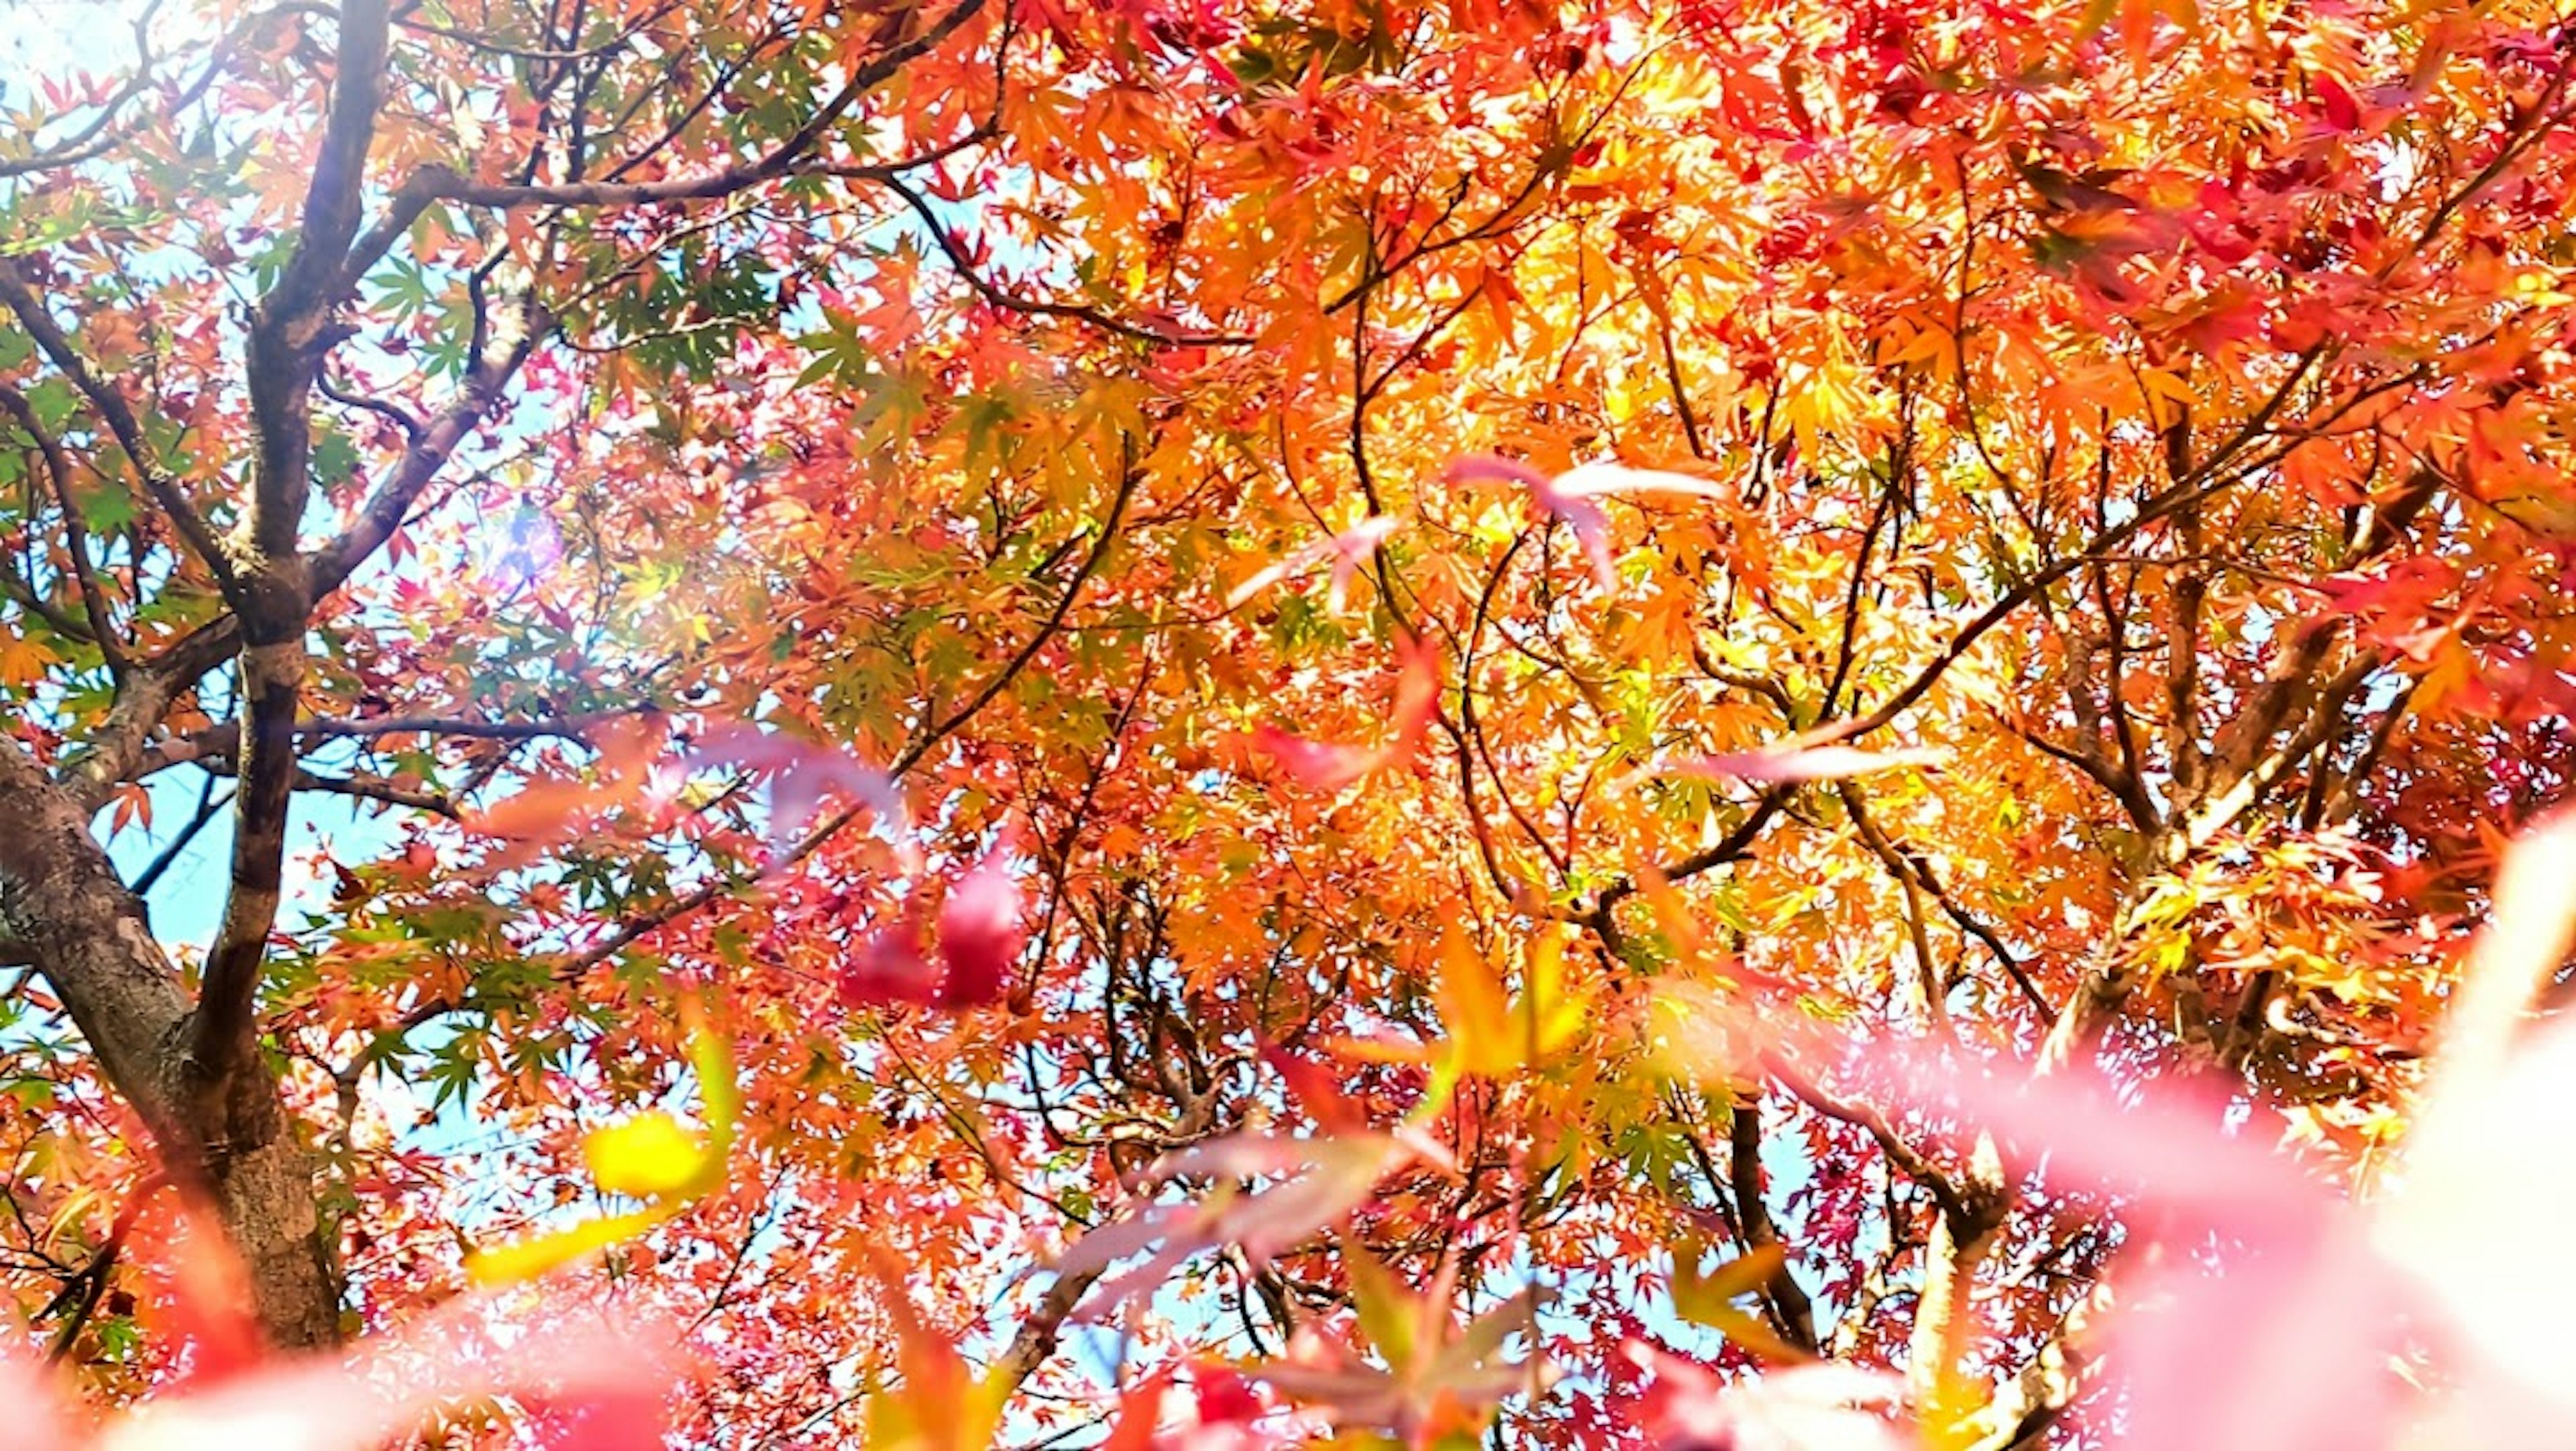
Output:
top-left (103, 764), bottom-right (393, 951)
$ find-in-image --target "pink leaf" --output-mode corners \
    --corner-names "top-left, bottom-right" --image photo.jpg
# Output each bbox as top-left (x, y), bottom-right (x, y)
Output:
top-left (1624, 1343), bottom-right (1908, 1451)
top-left (1226, 517), bottom-right (1400, 612)
top-left (1644, 808), bottom-right (2576, 1451)
top-left (1547, 462), bottom-right (1731, 502)
top-left (1660, 743), bottom-right (1945, 785)
top-left (834, 845), bottom-right (1026, 1014)
top-left (680, 723), bottom-right (904, 865)
top-left (1061, 1132), bottom-right (1417, 1320)
top-left (1656, 989), bottom-right (2389, 1450)
top-left (4, 1297), bottom-right (680, 1451)
top-left (0, 1354), bottom-right (70, 1451)
top-left (1324, 515), bottom-right (1401, 612)
top-left (837, 908), bottom-right (942, 1010)
top-left (1440, 453), bottom-right (1552, 492)
top-left (2377, 808), bottom-right (2576, 1421)
top-left (1446, 455), bottom-right (1725, 592)
top-left (1251, 724), bottom-right (1383, 794)
top-left (1254, 638), bottom-right (1440, 791)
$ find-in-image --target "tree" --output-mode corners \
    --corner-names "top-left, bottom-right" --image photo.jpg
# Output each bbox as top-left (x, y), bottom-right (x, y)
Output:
top-left (1, 0), bottom-right (2572, 1442)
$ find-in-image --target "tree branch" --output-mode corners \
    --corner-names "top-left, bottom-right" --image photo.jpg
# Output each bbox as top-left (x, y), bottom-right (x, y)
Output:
top-left (243, 0), bottom-right (396, 567)
top-left (337, 0), bottom-right (987, 288)
top-left (993, 1266), bottom-right (1108, 1390)
top-left (0, 257), bottom-right (234, 586)
top-left (1725, 1091), bottom-right (1820, 1353)
top-left (188, 750), bottom-right (458, 818)
top-left (191, 636), bottom-right (306, 1094)
top-left (311, 294), bottom-right (551, 598)
top-left (64, 618), bottom-right (245, 808)
top-left (0, 382), bottom-right (125, 669)
top-left (873, 171), bottom-right (1255, 349)
top-left (1834, 346), bottom-right (2332, 749)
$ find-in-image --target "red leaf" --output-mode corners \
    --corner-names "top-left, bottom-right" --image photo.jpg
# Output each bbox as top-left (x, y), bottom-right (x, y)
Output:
top-left (2313, 72), bottom-right (2362, 132)
top-left (466, 716), bottom-right (669, 865)
top-left (933, 847), bottom-right (1024, 1008)
top-left (1250, 725), bottom-right (1379, 791)
top-left (834, 846), bottom-right (1025, 1014)
top-left (1254, 637), bottom-right (1441, 790)
top-left (837, 909), bottom-right (942, 1010)
top-left (1261, 1044), bottom-right (1371, 1134)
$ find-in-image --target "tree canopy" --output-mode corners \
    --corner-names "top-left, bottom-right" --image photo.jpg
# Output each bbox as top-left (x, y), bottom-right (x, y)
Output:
top-left (4, 0), bottom-right (2575, 1444)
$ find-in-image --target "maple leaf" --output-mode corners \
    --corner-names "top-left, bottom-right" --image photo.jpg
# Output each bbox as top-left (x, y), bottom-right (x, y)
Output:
top-left (1261, 1043), bottom-right (1373, 1134)
top-left (1250, 1238), bottom-right (1550, 1442)
top-left (859, 1247), bottom-right (1014, 1451)
top-left (0, 631), bottom-right (62, 689)
top-left (2316, 557), bottom-right (2455, 629)
top-left (678, 721), bottom-right (906, 865)
top-left (464, 714), bottom-right (671, 864)
top-left (934, 843), bottom-right (1026, 1007)
top-left (1, 1287), bottom-right (678, 1451)
top-left (1444, 455), bottom-right (1728, 592)
top-left (466, 1002), bottom-right (737, 1285)
top-left (1650, 742), bottom-right (1947, 786)
top-left (1668, 1241), bottom-right (1811, 1366)
top-left (1058, 1130), bottom-right (1438, 1319)
top-left (1226, 515), bottom-right (1401, 612)
top-left (105, 783), bottom-right (152, 838)
top-left (1330, 923), bottom-right (1586, 1096)
top-left (837, 842), bottom-right (1028, 1012)
top-left (1252, 635), bottom-right (1442, 791)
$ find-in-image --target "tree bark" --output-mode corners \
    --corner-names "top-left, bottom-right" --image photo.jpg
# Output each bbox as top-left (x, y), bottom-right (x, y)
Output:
top-left (0, 743), bottom-right (341, 1348)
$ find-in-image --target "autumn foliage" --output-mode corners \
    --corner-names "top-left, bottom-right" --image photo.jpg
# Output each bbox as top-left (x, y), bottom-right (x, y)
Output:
top-left (4, 0), bottom-right (2576, 1445)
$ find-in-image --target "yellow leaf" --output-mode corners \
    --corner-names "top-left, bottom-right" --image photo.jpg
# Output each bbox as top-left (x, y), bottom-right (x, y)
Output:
top-left (2138, 367), bottom-right (2196, 427)
top-left (466, 1001), bottom-right (737, 1285)
top-left (1342, 1234), bottom-right (1419, 1369)
top-left (1436, 922), bottom-right (1516, 1078)
top-left (464, 1209), bottom-right (665, 1285)
top-left (1433, 924), bottom-right (1587, 1083)
top-left (864, 1245), bottom-right (1015, 1451)
top-left (1519, 929), bottom-right (1588, 1062)
top-left (1673, 1239), bottom-right (1784, 1318)
top-left (584, 1112), bottom-right (710, 1199)
top-left (2414, 634), bottom-right (2477, 714)
top-left (1671, 1240), bottom-right (1808, 1363)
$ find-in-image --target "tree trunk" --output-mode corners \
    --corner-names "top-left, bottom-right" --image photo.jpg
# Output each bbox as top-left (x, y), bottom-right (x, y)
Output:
top-left (1, 745), bottom-right (342, 1348)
